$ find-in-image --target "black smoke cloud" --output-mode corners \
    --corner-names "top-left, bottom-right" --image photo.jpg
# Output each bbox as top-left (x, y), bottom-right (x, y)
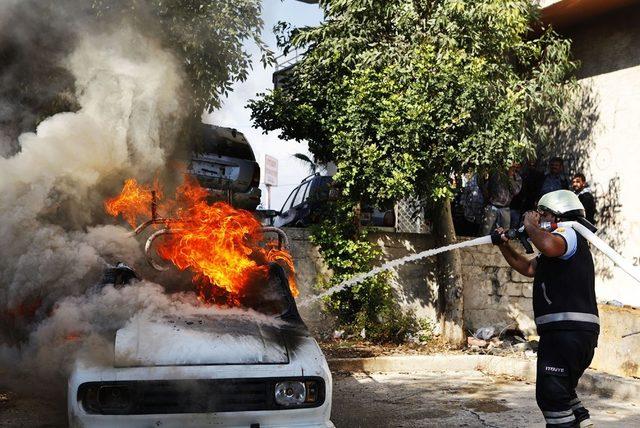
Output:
top-left (0, 0), bottom-right (192, 381)
top-left (0, 1), bottom-right (84, 157)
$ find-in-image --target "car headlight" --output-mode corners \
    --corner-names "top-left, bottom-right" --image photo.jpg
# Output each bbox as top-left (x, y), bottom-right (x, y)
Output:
top-left (274, 380), bottom-right (321, 407)
top-left (79, 383), bottom-right (132, 414)
top-left (275, 381), bottom-right (305, 406)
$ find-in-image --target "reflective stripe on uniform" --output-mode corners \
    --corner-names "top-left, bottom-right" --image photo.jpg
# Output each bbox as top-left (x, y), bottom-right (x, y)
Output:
top-left (571, 401), bottom-right (584, 411)
top-left (569, 398), bottom-right (580, 405)
top-left (545, 414), bottom-right (577, 424)
top-left (535, 312), bottom-right (600, 325)
top-left (543, 409), bottom-right (574, 418)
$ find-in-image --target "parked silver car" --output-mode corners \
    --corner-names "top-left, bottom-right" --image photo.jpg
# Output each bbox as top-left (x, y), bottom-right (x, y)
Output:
top-left (189, 125), bottom-right (261, 211)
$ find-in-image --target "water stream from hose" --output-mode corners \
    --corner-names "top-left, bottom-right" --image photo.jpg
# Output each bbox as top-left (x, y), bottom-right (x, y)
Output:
top-left (298, 235), bottom-right (493, 307)
top-left (298, 223), bottom-right (640, 308)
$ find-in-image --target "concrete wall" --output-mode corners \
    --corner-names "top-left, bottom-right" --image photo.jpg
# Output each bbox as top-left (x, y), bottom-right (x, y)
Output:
top-left (593, 304), bottom-right (640, 378)
top-left (552, 4), bottom-right (640, 307)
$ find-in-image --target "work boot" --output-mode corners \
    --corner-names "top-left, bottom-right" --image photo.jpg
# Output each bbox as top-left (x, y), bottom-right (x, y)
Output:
top-left (578, 418), bottom-right (594, 427)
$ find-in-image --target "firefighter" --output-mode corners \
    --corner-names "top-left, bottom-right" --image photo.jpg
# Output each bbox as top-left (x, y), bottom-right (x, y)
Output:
top-left (494, 189), bottom-right (598, 428)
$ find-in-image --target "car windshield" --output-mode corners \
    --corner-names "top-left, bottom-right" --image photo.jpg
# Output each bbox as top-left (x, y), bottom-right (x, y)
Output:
top-left (280, 186), bottom-right (298, 212)
top-left (280, 179), bottom-right (313, 212)
top-left (292, 182), bottom-right (310, 207)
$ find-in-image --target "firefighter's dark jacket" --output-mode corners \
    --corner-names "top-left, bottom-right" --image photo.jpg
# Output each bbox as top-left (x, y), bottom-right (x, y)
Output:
top-left (533, 231), bottom-right (599, 334)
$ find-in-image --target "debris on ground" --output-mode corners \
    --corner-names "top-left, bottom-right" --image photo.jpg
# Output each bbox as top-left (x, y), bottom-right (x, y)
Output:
top-left (464, 326), bottom-right (539, 357)
top-left (332, 330), bottom-right (345, 340)
top-left (467, 336), bottom-right (488, 348)
top-left (474, 326), bottom-right (495, 340)
top-left (320, 338), bottom-right (456, 359)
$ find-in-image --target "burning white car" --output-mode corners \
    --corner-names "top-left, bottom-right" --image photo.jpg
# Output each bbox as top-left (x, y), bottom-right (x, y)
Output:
top-left (67, 263), bottom-right (333, 427)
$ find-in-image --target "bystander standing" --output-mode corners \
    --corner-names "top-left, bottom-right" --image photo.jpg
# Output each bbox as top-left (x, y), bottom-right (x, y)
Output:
top-left (480, 166), bottom-right (522, 235)
top-left (572, 173), bottom-right (596, 224)
top-left (510, 158), bottom-right (544, 227)
top-left (540, 157), bottom-right (569, 197)
top-left (458, 173), bottom-right (485, 236)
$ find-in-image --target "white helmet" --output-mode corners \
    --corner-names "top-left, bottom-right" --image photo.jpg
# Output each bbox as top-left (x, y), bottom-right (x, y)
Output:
top-left (538, 190), bottom-right (585, 219)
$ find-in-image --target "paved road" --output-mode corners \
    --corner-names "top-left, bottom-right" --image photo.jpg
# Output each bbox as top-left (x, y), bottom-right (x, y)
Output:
top-left (2, 371), bottom-right (640, 427)
top-left (332, 371), bottom-right (640, 427)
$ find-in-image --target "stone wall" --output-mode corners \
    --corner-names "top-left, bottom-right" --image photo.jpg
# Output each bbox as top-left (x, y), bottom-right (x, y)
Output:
top-left (286, 228), bottom-right (439, 336)
top-left (286, 227), bottom-right (535, 336)
top-left (459, 244), bottom-right (536, 336)
top-left (285, 227), bottom-right (336, 335)
top-left (369, 232), bottom-right (438, 322)
top-left (288, 228), bottom-right (640, 377)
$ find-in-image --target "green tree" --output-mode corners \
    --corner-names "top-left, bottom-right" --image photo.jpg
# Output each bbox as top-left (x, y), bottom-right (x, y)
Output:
top-left (249, 0), bottom-right (577, 344)
top-left (292, 153), bottom-right (319, 174)
top-left (92, 0), bottom-right (273, 113)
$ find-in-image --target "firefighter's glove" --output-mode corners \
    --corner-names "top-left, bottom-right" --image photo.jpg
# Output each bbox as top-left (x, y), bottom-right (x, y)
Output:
top-left (490, 229), bottom-right (507, 246)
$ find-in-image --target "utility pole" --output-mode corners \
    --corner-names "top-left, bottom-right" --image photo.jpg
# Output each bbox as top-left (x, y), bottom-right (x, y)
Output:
top-left (264, 155), bottom-right (278, 210)
top-left (266, 184), bottom-right (272, 209)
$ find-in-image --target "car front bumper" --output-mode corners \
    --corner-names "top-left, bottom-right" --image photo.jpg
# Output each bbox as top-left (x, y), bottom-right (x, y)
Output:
top-left (69, 411), bottom-right (335, 428)
top-left (68, 346), bottom-right (333, 428)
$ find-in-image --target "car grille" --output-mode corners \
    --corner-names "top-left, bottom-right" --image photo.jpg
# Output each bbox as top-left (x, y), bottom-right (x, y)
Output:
top-left (78, 377), bottom-right (325, 415)
top-left (136, 379), bottom-right (269, 414)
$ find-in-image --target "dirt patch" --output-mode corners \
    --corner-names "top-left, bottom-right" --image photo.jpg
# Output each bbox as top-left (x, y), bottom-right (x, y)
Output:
top-left (0, 385), bottom-right (66, 427)
top-left (0, 389), bottom-right (15, 413)
top-left (405, 408), bottom-right (454, 419)
top-left (467, 398), bottom-right (511, 413)
top-left (320, 337), bottom-right (457, 359)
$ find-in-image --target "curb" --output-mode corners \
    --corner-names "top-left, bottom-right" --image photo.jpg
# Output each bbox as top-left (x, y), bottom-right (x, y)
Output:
top-left (328, 354), bottom-right (640, 405)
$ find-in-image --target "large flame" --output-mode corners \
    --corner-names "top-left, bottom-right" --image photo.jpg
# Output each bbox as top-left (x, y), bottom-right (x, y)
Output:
top-left (104, 178), bottom-right (162, 228)
top-left (105, 177), bottom-right (297, 303)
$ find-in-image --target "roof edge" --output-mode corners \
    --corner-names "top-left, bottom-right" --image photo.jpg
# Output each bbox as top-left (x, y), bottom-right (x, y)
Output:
top-left (541, 0), bottom-right (640, 29)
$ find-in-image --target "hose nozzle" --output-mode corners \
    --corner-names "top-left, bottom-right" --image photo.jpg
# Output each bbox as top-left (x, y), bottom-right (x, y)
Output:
top-left (491, 226), bottom-right (534, 254)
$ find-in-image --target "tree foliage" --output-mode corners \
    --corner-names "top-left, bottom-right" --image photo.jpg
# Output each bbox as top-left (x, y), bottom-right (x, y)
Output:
top-left (310, 198), bottom-right (429, 343)
top-left (249, 0), bottom-right (578, 343)
top-left (250, 0), bottom-right (578, 204)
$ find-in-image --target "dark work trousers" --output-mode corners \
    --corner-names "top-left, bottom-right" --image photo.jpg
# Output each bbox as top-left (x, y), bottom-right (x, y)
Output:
top-left (536, 330), bottom-right (598, 427)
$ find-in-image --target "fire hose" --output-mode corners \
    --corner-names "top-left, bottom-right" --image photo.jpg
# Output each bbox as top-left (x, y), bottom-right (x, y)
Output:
top-left (494, 221), bottom-right (640, 284)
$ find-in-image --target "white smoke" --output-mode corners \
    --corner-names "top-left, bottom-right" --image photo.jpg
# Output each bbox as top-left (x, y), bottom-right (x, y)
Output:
top-left (0, 26), bottom-right (199, 380)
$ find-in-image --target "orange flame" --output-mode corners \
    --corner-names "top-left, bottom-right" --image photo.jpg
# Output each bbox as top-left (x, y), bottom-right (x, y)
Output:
top-left (65, 332), bottom-right (82, 342)
top-left (105, 177), bottom-right (297, 303)
top-left (105, 178), bottom-right (162, 228)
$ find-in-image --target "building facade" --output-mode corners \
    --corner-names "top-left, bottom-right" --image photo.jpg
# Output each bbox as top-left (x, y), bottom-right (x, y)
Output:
top-left (541, 0), bottom-right (640, 306)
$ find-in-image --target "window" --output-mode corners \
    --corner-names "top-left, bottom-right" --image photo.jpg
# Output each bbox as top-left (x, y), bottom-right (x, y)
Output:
top-left (292, 182), bottom-right (310, 208)
top-left (202, 129), bottom-right (256, 161)
top-left (280, 187), bottom-right (297, 213)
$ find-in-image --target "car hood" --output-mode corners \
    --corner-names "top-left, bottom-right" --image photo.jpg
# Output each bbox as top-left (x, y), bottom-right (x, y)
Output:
top-left (114, 314), bottom-right (289, 367)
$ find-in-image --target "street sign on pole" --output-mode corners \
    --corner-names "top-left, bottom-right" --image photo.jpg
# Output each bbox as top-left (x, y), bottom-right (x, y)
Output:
top-left (264, 155), bottom-right (278, 209)
top-left (264, 155), bottom-right (278, 186)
